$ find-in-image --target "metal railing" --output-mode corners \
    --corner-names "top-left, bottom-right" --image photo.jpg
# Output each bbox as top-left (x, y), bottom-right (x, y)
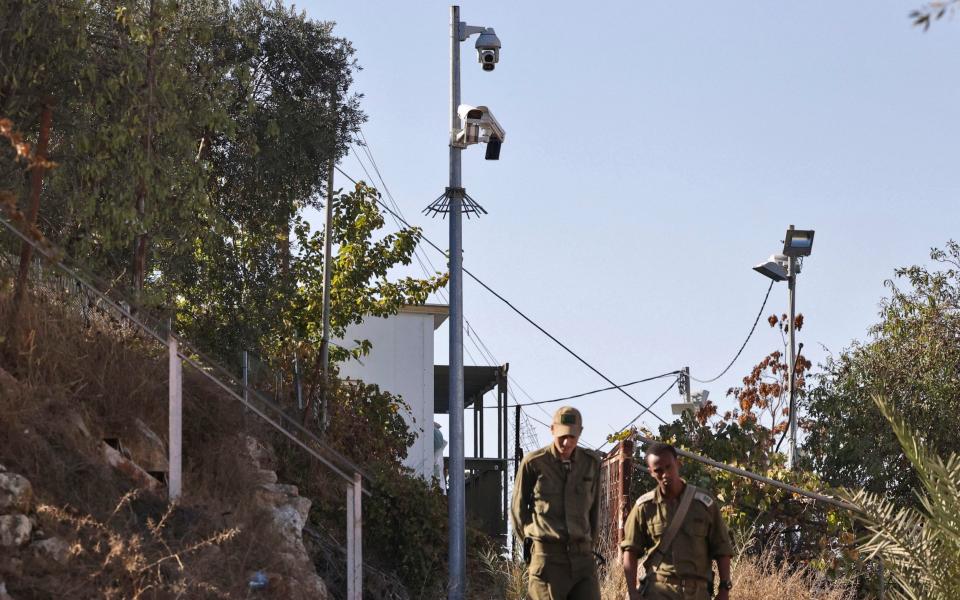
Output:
top-left (0, 215), bottom-right (367, 598)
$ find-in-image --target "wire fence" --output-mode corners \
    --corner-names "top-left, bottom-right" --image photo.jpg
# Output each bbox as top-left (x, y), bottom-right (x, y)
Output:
top-left (0, 214), bottom-right (366, 488)
top-left (0, 214), bottom-right (393, 597)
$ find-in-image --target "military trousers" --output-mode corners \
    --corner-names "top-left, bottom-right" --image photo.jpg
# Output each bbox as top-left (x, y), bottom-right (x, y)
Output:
top-left (527, 551), bottom-right (600, 600)
top-left (640, 578), bottom-right (709, 600)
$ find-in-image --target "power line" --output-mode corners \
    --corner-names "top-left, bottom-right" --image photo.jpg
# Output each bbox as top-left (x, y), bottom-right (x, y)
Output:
top-left (598, 378), bottom-right (679, 451)
top-left (521, 407), bottom-right (599, 451)
top-left (276, 38), bottom-right (670, 436)
top-left (350, 133), bottom-right (548, 437)
top-left (691, 279), bottom-right (775, 384)
top-left (335, 165), bottom-right (671, 427)
top-left (479, 370), bottom-right (680, 409)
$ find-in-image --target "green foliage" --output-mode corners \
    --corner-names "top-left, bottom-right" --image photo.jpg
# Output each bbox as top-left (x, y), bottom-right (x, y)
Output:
top-left (629, 313), bottom-right (856, 571)
top-left (804, 241), bottom-right (960, 508)
top-left (841, 395), bottom-right (960, 600)
top-left (363, 469), bottom-right (448, 596)
top-left (323, 371), bottom-right (418, 468)
top-left (911, 1), bottom-right (960, 30)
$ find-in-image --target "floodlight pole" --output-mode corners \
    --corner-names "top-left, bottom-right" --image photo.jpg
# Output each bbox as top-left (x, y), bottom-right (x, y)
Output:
top-left (447, 6), bottom-right (466, 599)
top-left (786, 228), bottom-right (798, 471)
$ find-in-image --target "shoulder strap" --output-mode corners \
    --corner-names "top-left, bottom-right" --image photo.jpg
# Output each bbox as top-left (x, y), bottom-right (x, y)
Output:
top-left (643, 484), bottom-right (696, 575)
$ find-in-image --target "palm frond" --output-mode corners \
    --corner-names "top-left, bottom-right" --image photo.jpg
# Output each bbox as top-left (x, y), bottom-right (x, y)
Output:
top-left (838, 396), bottom-right (960, 600)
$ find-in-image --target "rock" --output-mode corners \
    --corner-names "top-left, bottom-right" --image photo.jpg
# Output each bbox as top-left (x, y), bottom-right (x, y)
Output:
top-left (64, 408), bottom-right (92, 440)
top-left (127, 419), bottom-right (169, 474)
top-left (253, 482), bottom-right (328, 599)
top-left (104, 419), bottom-right (168, 475)
top-left (0, 514), bottom-right (32, 548)
top-left (30, 537), bottom-right (71, 565)
top-left (0, 580), bottom-right (15, 600)
top-left (0, 556), bottom-right (23, 578)
top-left (244, 436), bottom-right (276, 471)
top-left (0, 367), bottom-right (19, 394)
top-left (0, 472), bottom-right (32, 514)
top-left (100, 441), bottom-right (163, 494)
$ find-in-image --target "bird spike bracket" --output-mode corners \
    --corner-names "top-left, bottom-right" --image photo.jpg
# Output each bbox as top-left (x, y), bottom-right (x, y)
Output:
top-left (423, 187), bottom-right (487, 219)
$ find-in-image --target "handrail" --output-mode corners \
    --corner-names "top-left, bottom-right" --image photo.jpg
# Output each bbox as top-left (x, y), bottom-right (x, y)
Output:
top-left (0, 214), bottom-right (370, 493)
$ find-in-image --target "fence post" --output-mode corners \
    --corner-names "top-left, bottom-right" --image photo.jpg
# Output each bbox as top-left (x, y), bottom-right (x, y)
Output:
top-left (242, 350), bottom-right (249, 411)
top-left (168, 333), bottom-right (183, 503)
top-left (616, 438), bottom-right (634, 547)
top-left (294, 353), bottom-right (303, 411)
top-left (347, 472), bottom-right (363, 599)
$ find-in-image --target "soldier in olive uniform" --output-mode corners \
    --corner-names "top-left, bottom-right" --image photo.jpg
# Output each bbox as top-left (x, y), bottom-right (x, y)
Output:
top-left (511, 406), bottom-right (602, 600)
top-left (621, 443), bottom-right (733, 600)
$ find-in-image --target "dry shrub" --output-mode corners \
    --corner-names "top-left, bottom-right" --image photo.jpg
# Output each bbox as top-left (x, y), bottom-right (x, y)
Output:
top-left (0, 288), bottom-right (320, 598)
top-left (597, 545), bottom-right (854, 600)
top-left (17, 492), bottom-right (240, 599)
top-left (731, 548), bottom-right (854, 600)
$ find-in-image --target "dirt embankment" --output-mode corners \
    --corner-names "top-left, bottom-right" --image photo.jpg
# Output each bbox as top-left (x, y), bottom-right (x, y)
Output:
top-left (0, 293), bottom-right (336, 599)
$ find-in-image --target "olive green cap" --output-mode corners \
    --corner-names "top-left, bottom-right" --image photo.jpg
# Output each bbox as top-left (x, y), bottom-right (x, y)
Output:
top-left (552, 406), bottom-right (583, 436)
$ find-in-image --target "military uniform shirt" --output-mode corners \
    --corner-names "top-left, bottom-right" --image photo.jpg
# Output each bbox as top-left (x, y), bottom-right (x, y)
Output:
top-left (620, 483), bottom-right (733, 582)
top-left (511, 444), bottom-right (602, 545)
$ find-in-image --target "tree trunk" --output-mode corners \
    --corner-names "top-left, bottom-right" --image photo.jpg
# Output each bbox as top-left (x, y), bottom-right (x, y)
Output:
top-left (9, 103), bottom-right (53, 318)
top-left (133, 0), bottom-right (158, 293)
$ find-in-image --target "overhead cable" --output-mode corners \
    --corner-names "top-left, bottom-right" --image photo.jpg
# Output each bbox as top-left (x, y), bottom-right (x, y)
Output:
top-left (691, 279), bottom-right (775, 384)
top-left (598, 378), bottom-right (679, 451)
top-left (336, 165), bottom-right (670, 426)
top-left (480, 370), bottom-right (680, 409)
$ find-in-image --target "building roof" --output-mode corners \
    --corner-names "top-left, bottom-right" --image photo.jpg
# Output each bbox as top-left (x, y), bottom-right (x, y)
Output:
top-left (433, 365), bottom-right (502, 414)
top-left (399, 304), bottom-right (449, 329)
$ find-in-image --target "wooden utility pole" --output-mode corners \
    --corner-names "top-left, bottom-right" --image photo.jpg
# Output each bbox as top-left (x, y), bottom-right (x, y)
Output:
top-left (9, 103), bottom-right (53, 330)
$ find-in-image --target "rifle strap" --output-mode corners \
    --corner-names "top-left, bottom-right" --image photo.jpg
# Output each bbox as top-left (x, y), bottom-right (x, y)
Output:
top-left (643, 483), bottom-right (696, 576)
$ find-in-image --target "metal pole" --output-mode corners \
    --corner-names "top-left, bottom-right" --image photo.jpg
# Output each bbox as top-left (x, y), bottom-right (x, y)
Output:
top-left (514, 405), bottom-right (521, 473)
top-left (294, 353), bottom-right (303, 411)
top-left (168, 334), bottom-right (182, 503)
top-left (242, 350), bottom-right (249, 413)
top-left (447, 6), bottom-right (466, 598)
top-left (320, 136), bottom-right (335, 430)
top-left (787, 237), bottom-right (798, 471)
top-left (346, 477), bottom-right (359, 599)
top-left (500, 367), bottom-right (508, 523)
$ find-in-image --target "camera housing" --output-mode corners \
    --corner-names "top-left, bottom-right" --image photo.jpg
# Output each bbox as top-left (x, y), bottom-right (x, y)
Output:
top-left (455, 104), bottom-right (506, 160)
top-left (474, 28), bottom-right (501, 72)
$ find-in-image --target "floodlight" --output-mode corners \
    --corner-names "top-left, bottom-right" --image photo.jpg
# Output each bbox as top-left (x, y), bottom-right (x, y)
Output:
top-left (753, 254), bottom-right (788, 282)
top-left (783, 228), bottom-right (815, 257)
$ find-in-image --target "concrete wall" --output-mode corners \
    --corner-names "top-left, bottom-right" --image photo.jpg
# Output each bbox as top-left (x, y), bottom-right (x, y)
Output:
top-left (337, 310), bottom-right (442, 479)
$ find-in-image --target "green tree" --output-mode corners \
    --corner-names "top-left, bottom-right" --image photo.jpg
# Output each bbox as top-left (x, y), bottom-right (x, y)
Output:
top-left (629, 313), bottom-right (855, 570)
top-left (804, 242), bottom-right (960, 508)
top-left (172, 182), bottom-right (447, 374)
top-left (842, 395), bottom-right (960, 600)
top-left (911, 1), bottom-right (960, 29)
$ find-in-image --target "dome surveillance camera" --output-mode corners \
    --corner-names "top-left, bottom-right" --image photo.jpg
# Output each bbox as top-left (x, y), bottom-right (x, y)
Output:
top-left (475, 28), bottom-right (500, 72)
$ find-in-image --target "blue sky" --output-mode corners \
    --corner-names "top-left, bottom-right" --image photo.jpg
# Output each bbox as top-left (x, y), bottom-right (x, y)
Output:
top-left (301, 0), bottom-right (960, 452)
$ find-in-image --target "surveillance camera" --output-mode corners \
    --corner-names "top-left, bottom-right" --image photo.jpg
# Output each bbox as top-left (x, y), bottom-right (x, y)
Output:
top-left (478, 49), bottom-right (498, 71)
top-left (455, 104), bottom-right (506, 160)
top-left (474, 28), bottom-right (500, 72)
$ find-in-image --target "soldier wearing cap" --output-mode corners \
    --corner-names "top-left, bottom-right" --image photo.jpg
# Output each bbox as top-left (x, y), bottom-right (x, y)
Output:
top-left (621, 442), bottom-right (734, 600)
top-left (511, 406), bottom-right (602, 600)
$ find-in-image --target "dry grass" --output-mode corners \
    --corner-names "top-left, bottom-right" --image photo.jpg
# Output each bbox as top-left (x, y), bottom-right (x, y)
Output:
top-left (599, 545), bottom-right (854, 600)
top-left (483, 545), bottom-right (854, 600)
top-left (0, 288), bottom-right (326, 598)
